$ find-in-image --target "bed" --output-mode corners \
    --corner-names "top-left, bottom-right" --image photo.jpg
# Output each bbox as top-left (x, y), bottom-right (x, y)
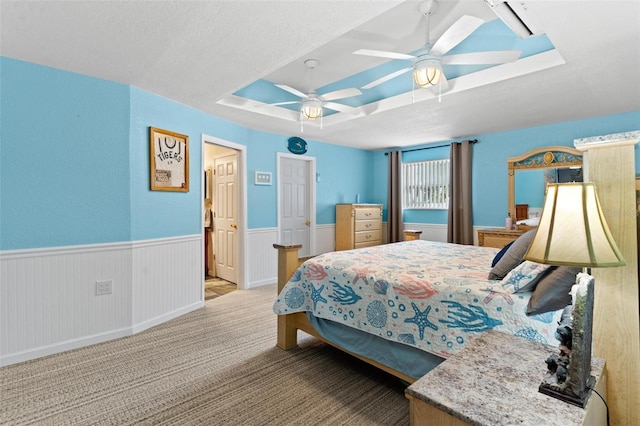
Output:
top-left (273, 234), bottom-right (576, 383)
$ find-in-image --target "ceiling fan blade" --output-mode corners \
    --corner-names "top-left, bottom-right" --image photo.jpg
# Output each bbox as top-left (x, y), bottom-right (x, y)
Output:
top-left (274, 84), bottom-right (308, 99)
top-left (430, 15), bottom-right (484, 57)
top-left (362, 66), bottom-right (412, 90)
top-left (443, 50), bottom-right (521, 65)
top-left (321, 88), bottom-right (362, 101)
top-left (323, 102), bottom-right (359, 114)
top-left (353, 48), bottom-right (416, 61)
top-left (258, 101), bottom-right (301, 107)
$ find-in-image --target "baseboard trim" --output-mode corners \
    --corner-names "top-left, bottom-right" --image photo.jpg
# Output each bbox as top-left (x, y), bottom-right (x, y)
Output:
top-left (247, 278), bottom-right (277, 289)
top-left (0, 301), bottom-right (204, 367)
top-left (0, 326), bottom-right (132, 367)
top-left (131, 301), bottom-right (203, 334)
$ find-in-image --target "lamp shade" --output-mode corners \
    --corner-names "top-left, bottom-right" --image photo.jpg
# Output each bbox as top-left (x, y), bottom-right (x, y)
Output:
top-left (524, 183), bottom-right (626, 267)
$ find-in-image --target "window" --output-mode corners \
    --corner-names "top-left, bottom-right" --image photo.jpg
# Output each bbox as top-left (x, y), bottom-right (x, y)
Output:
top-left (402, 159), bottom-right (450, 209)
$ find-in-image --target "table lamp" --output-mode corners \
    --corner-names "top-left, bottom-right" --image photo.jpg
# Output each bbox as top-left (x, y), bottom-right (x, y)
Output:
top-left (524, 183), bottom-right (625, 407)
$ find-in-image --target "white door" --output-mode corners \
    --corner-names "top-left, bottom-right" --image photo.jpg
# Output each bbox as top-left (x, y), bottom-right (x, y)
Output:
top-left (213, 153), bottom-right (238, 283)
top-left (280, 157), bottom-right (311, 257)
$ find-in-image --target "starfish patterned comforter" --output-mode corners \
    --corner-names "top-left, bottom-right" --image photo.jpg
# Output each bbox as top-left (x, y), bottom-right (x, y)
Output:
top-left (273, 240), bottom-right (562, 359)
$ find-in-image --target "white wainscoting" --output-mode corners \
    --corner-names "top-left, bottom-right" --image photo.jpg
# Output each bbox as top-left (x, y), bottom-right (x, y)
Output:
top-left (246, 225), bottom-right (338, 289)
top-left (314, 224), bottom-right (337, 255)
top-left (246, 228), bottom-right (278, 288)
top-left (0, 235), bottom-right (203, 366)
top-left (131, 236), bottom-right (203, 332)
top-left (402, 223), bottom-right (494, 246)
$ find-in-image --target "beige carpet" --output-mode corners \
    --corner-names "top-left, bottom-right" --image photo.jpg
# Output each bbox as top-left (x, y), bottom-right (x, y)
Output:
top-left (0, 284), bottom-right (409, 425)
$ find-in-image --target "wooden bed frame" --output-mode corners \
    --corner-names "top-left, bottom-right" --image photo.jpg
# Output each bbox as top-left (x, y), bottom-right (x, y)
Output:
top-left (273, 243), bottom-right (416, 384)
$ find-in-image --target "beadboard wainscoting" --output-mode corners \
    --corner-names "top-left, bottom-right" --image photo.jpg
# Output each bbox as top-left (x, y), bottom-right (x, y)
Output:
top-left (0, 235), bottom-right (203, 366)
top-left (246, 228), bottom-right (279, 288)
top-left (247, 225), bottom-right (337, 288)
top-left (130, 236), bottom-right (203, 333)
top-left (402, 224), bottom-right (496, 246)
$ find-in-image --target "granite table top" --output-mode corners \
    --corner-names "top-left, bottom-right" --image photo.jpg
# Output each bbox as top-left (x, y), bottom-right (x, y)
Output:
top-left (405, 330), bottom-right (605, 426)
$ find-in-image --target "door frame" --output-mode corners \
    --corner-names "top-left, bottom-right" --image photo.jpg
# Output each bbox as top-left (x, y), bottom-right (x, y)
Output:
top-left (202, 134), bottom-right (247, 290)
top-left (277, 153), bottom-right (316, 256)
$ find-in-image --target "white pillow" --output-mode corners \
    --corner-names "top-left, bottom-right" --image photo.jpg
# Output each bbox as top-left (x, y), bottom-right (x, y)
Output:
top-left (500, 260), bottom-right (551, 293)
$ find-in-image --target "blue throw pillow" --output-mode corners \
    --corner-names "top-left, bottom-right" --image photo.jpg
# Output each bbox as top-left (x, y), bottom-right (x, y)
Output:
top-left (488, 229), bottom-right (537, 280)
top-left (491, 241), bottom-right (514, 267)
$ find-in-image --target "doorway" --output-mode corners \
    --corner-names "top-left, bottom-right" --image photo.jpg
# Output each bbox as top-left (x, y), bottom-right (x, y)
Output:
top-left (277, 153), bottom-right (316, 257)
top-left (202, 135), bottom-right (247, 293)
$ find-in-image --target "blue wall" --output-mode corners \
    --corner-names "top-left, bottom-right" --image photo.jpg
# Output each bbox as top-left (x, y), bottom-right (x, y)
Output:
top-left (0, 57), bottom-right (377, 249)
top-left (1, 58), bottom-right (132, 249)
top-left (2, 57), bottom-right (639, 250)
top-left (372, 110), bottom-right (640, 227)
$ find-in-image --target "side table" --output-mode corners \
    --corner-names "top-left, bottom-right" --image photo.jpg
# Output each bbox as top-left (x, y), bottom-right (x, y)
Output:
top-left (405, 330), bottom-right (607, 426)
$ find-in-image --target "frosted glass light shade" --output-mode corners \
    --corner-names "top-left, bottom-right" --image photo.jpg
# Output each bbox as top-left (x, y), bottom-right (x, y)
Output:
top-left (524, 183), bottom-right (625, 267)
top-left (413, 60), bottom-right (442, 88)
top-left (301, 101), bottom-right (322, 120)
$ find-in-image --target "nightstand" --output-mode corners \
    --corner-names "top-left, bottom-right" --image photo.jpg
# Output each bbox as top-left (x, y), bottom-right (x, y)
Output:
top-left (405, 330), bottom-right (607, 426)
top-left (403, 230), bottom-right (422, 241)
top-left (477, 228), bottom-right (524, 248)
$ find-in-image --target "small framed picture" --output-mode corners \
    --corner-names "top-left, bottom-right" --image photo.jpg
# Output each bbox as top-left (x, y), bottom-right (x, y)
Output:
top-left (149, 127), bottom-right (189, 192)
top-left (255, 171), bottom-right (272, 186)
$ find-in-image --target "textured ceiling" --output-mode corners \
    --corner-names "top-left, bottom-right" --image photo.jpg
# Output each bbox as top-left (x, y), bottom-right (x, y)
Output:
top-left (2, 1), bottom-right (639, 150)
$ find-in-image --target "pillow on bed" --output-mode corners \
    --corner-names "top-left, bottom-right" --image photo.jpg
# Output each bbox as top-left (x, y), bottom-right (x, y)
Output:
top-left (488, 229), bottom-right (537, 280)
top-left (491, 241), bottom-right (514, 267)
top-left (500, 260), bottom-right (551, 293)
top-left (526, 266), bottom-right (581, 315)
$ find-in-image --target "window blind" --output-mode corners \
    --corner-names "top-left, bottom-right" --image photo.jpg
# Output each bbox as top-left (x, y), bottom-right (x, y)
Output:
top-left (403, 159), bottom-right (450, 209)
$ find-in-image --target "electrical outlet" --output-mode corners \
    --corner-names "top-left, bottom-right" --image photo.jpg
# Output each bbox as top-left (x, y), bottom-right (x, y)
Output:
top-left (95, 280), bottom-right (112, 296)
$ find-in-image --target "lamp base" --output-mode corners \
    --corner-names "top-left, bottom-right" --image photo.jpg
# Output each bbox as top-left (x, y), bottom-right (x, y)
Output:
top-left (538, 375), bottom-right (595, 408)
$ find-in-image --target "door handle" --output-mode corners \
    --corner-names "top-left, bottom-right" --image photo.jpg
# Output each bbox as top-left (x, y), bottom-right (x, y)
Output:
top-left (231, 223), bottom-right (237, 229)
top-left (305, 221), bottom-right (310, 226)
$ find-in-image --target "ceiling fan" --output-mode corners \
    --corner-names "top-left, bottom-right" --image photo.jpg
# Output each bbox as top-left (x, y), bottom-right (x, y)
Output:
top-left (268, 59), bottom-right (362, 126)
top-left (353, 0), bottom-right (521, 93)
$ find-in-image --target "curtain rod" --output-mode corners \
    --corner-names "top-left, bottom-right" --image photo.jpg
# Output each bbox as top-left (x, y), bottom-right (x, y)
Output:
top-left (384, 139), bottom-right (478, 156)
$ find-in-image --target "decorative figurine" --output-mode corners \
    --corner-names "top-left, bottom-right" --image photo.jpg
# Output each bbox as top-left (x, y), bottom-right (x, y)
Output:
top-left (544, 305), bottom-right (573, 383)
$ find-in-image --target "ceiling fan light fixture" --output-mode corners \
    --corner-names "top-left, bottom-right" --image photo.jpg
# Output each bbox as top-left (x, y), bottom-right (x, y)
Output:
top-left (413, 59), bottom-right (442, 88)
top-left (301, 99), bottom-right (322, 120)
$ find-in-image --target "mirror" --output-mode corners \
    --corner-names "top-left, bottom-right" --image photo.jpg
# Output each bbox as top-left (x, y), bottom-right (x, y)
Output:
top-left (507, 146), bottom-right (583, 227)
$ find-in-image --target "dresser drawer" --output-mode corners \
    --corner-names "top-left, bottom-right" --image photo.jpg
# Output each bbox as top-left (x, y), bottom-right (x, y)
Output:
top-left (355, 229), bottom-right (381, 244)
top-left (483, 234), bottom-right (516, 248)
top-left (355, 208), bottom-right (381, 220)
top-left (355, 219), bottom-right (380, 232)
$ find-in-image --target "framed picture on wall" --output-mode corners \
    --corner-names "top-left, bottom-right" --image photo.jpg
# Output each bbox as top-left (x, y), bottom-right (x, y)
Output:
top-left (149, 127), bottom-right (189, 192)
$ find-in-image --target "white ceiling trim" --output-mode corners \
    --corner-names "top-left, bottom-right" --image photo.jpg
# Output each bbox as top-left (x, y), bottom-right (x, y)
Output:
top-left (216, 48), bottom-right (566, 130)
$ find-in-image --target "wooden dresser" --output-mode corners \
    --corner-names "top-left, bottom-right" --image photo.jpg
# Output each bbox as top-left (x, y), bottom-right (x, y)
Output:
top-left (335, 204), bottom-right (382, 250)
top-left (477, 228), bottom-right (524, 248)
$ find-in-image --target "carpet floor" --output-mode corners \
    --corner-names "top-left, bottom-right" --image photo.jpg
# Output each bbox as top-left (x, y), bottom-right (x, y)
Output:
top-left (0, 284), bottom-right (409, 425)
